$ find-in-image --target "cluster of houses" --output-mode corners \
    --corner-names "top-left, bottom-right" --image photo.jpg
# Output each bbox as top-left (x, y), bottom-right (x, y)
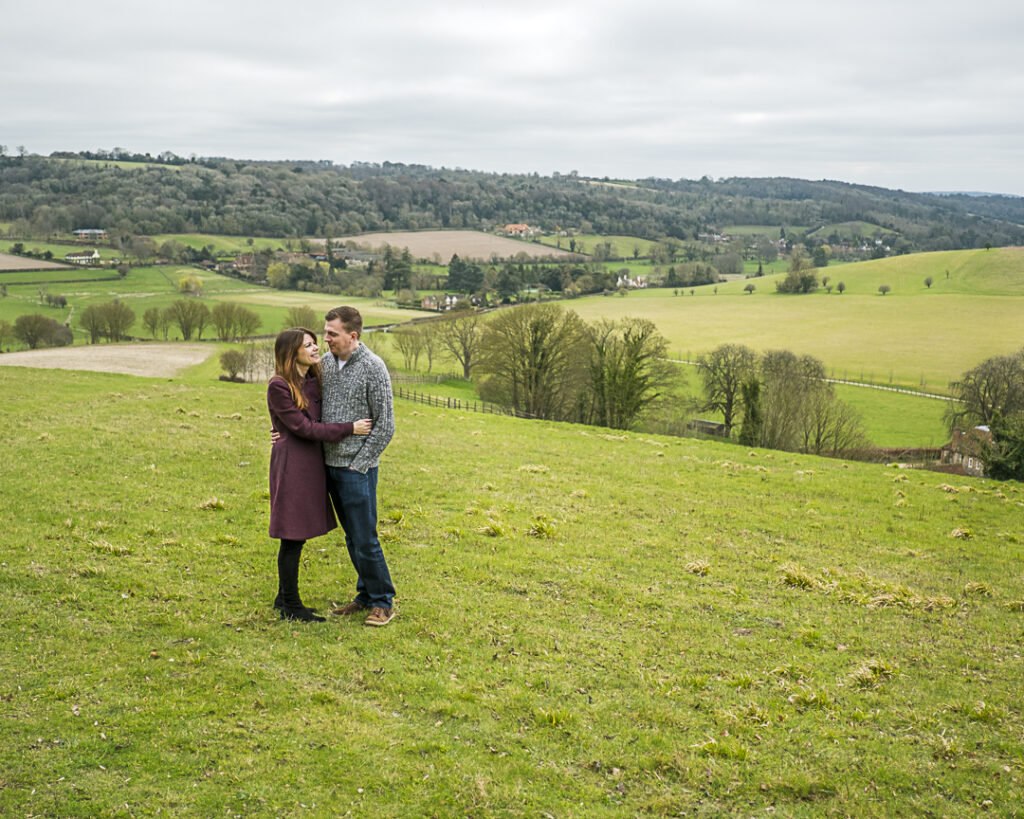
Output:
top-left (419, 293), bottom-right (479, 311)
top-left (64, 229), bottom-right (108, 265)
top-left (616, 273), bottom-right (647, 289)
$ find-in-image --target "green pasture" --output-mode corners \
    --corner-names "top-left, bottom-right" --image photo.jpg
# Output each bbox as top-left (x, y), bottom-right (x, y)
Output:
top-left (2, 365), bottom-right (1022, 816)
top-left (0, 267), bottom-right (116, 286)
top-left (741, 259), bottom-right (789, 276)
top-left (722, 225), bottom-right (809, 237)
top-left (535, 233), bottom-right (660, 258)
top-left (1, 241), bottom-right (122, 261)
top-left (667, 363), bottom-right (950, 448)
top-left (831, 385), bottom-right (950, 448)
top-left (151, 234), bottom-right (288, 255)
top-left (806, 221), bottom-right (898, 241)
top-left (0, 266), bottom-right (434, 345)
top-left (571, 247), bottom-right (1024, 392)
top-left (369, 345), bottom-right (949, 448)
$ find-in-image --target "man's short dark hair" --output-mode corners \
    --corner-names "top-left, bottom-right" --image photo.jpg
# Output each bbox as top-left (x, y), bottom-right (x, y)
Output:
top-left (325, 306), bottom-right (362, 335)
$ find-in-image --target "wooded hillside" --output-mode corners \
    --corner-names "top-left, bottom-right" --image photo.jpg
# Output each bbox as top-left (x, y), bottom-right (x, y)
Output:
top-left (2, 153), bottom-right (1022, 251)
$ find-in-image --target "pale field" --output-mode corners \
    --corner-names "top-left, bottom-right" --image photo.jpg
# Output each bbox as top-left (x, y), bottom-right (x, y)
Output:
top-left (0, 343), bottom-right (213, 377)
top-left (333, 230), bottom-right (577, 261)
top-left (0, 252), bottom-right (72, 272)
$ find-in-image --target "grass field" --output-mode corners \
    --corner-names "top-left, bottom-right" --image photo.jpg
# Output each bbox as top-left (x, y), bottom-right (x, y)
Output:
top-left (2, 244), bottom-right (1019, 443)
top-left (721, 225), bottom-right (810, 237)
top-left (570, 247), bottom-right (1024, 392)
top-left (1, 365), bottom-right (1022, 816)
top-left (806, 221), bottom-right (898, 241)
top-left (150, 234), bottom-right (289, 255)
top-left (658, 363), bottom-right (952, 448)
top-left (0, 266), bottom-right (434, 345)
top-left (831, 385), bottom-right (950, 448)
top-left (535, 234), bottom-right (660, 258)
top-left (1, 241), bottom-right (123, 262)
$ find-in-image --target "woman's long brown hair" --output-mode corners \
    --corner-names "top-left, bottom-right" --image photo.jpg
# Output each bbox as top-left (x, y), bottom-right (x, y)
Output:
top-left (273, 328), bottom-right (321, 411)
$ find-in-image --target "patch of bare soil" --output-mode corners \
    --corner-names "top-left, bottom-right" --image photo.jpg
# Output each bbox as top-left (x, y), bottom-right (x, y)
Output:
top-left (331, 230), bottom-right (578, 261)
top-left (0, 253), bottom-right (72, 271)
top-left (0, 343), bottom-right (214, 377)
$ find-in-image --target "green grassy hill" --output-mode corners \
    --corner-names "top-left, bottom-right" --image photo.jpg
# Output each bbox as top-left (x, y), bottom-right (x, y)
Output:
top-left (2, 366), bottom-right (1022, 816)
top-left (535, 233), bottom-right (661, 258)
top-left (0, 265), bottom-right (432, 345)
top-left (805, 221), bottom-right (897, 241)
top-left (571, 247), bottom-right (1024, 392)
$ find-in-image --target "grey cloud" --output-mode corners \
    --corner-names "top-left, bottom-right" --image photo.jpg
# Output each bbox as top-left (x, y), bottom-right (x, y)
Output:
top-left (2, 0), bottom-right (1023, 193)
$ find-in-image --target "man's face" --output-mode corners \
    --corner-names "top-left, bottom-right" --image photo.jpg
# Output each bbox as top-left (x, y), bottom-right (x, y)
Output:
top-left (324, 318), bottom-right (359, 360)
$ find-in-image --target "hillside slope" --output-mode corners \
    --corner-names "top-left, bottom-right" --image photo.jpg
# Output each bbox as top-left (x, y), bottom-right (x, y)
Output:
top-left (2, 367), bottom-right (1022, 816)
top-left (4, 154), bottom-right (1024, 251)
top-left (571, 247), bottom-right (1024, 390)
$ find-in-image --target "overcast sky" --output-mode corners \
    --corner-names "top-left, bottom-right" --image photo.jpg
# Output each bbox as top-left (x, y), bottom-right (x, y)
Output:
top-left (3, 0), bottom-right (1022, 194)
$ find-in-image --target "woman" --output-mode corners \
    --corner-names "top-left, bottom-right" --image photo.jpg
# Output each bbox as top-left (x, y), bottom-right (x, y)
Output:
top-left (268, 328), bottom-right (371, 622)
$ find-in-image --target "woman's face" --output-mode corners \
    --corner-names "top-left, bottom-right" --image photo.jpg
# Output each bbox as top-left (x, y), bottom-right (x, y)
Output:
top-left (297, 334), bottom-right (320, 368)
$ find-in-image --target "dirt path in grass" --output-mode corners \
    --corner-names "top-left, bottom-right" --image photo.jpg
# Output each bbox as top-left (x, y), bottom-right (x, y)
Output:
top-left (0, 343), bottom-right (214, 377)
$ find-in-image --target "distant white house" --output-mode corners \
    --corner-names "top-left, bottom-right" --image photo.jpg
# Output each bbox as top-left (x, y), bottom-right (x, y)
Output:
top-left (421, 293), bottom-right (471, 311)
top-left (616, 273), bottom-right (647, 289)
top-left (65, 249), bottom-right (101, 265)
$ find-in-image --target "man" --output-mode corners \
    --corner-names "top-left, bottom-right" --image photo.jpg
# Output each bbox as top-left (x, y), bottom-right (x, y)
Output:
top-left (320, 306), bottom-right (397, 626)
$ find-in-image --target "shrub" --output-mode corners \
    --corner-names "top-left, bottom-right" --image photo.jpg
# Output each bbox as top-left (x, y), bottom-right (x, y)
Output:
top-left (14, 313), bottom-right (72, 349)
top-left (220, 349), bottom-right (247, 381)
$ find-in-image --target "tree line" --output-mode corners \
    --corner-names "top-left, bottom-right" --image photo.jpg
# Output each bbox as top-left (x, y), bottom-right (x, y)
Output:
top-left (1, 297), bottom-right (273, 349)
top-left (383, 305), bottom-right (868, 454)
top-left (696, 344), bottom-right (867, 456)
top-left (3, 153), bottom-right (1022, 253)
top-left (381, 305), bottom-right (677, 431)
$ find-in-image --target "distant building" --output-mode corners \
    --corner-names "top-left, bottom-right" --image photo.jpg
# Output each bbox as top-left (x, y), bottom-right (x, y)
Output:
top-left (73, 228), bottom-right (107, 241)
top-left (421, 293), bottom-right (470, 312)
top-left (616, 273), bottom-right (647, 289)
top-left (940, 426), bottom-right (992, 477)
top-left (65, 249), bottom-right (101, 265)
top-left (335, 250), bottom-right (378, 267)
top-left (232, 252), bottom-right (255, 273)
top-left (503, 223), bottom-right (533, 237)
top-left (688, 419), bottom-right (728, 437)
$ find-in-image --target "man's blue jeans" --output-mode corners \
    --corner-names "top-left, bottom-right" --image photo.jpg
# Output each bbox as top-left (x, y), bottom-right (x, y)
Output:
top-left (327, 466), bottom-right (395, 609)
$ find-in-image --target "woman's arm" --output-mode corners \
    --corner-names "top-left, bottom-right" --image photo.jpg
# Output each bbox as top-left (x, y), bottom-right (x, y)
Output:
top-left (268, 378), bottom-right (353, 443)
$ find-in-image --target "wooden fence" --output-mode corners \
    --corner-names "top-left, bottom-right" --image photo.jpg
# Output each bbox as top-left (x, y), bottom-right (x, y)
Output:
top-left (393, 386), bottom-right (535, 419)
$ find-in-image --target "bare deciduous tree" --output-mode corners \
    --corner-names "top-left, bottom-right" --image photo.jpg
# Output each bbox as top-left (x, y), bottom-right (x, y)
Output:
top-left (477, 303), bottom-right (589, 420)
top-left (697, 343), bottom-right (757, 436)
top-left (436, 312), bottom-right (484, 379)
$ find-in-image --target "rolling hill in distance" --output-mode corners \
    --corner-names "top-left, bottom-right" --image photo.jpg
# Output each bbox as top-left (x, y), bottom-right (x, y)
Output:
top-left (3, 150), bottom-right (1024, 251)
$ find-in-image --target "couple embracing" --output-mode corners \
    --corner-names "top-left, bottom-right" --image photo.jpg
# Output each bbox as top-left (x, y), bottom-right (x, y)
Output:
top-left (267, 306), bottom-right (396, 626)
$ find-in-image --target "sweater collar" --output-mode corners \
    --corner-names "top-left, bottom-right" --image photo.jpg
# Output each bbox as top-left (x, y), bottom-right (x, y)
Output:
top-left (329, 341), bottom-right (364, 369)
